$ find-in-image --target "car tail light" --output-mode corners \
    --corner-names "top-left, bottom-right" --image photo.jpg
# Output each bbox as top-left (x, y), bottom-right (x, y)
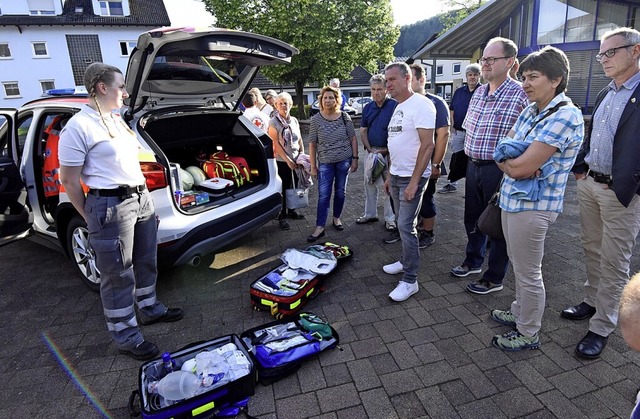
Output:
top-left (140, 162), bottom-right (168, 191)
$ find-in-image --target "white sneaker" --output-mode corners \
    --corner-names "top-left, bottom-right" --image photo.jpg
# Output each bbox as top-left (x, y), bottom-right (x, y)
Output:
top-left (383, 261), bottom-right (404, 274)
top-left (389, 281), bottom-right (419, 301)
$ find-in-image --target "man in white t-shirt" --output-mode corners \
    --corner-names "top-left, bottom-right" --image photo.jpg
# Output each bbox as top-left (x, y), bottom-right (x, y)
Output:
top-left (242, 91), bottom-right (270, 132)
top-left (382, 62), bottom-right (436, 302)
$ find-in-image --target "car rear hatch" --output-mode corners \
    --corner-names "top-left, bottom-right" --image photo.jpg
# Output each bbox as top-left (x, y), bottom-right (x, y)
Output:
top-left (125, 27), bottom-right (298, 111)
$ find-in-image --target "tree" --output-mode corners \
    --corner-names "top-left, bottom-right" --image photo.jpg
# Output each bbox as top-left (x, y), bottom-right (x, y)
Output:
top-left (441, 0), bottom-right (486, 31)
top-left (201, 0), bottom-right (399, 118)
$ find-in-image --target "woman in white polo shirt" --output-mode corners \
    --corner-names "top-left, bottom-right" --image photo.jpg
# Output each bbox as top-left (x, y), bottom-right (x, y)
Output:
top-left (59, 63), bottom-right (182, 361)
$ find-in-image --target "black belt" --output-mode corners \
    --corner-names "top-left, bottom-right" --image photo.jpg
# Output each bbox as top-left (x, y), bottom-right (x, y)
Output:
top-left (469, 158), bottom-right (494, 166)
top-left (587, 170), bottom-right (612, 186)
top-left (88, 185), bottom-right (146, 198)
top-left (454, 128), bottom-right (465, 132)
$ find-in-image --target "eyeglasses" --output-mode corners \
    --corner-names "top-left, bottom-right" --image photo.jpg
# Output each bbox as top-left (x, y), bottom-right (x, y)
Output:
top-left (595, 44), bottom-right (635, 62)
top-left (478, 56), bottom-right (511, 65)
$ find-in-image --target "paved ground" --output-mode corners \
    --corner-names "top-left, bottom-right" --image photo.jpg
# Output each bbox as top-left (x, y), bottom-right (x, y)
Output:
top-left (2, 139), bottom-right (640, 419)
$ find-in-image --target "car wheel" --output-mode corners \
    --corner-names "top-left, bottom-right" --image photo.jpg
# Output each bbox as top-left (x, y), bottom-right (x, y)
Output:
top-left (66, 215), bottom-right (100, 292)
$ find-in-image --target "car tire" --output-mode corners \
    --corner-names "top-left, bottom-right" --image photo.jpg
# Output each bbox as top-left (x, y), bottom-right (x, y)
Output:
top-left (66, 215), bottom-right (100, 292)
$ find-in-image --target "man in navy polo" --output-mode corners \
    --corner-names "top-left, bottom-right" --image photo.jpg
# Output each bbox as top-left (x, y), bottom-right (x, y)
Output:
top-left (356, 74), bottom-right (397, 230)
top-left (438, 63), bottom-right (481, 194)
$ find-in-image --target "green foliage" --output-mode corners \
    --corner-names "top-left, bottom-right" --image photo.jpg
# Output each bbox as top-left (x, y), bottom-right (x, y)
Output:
top-left (202, 0), bottom-right (399, 118)
top-left (441, 0), bottom-right (486, 32)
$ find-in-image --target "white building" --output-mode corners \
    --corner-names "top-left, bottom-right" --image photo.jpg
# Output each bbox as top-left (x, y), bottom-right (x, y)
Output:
top-left (0, 0), bottom-right (170, 106)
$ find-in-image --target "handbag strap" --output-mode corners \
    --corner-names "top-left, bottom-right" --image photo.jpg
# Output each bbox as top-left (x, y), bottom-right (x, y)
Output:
top-left (524, 100), bottom-right (569, 138)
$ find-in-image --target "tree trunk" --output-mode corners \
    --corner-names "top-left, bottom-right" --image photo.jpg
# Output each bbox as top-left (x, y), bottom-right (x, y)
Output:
top-left (294, 80), bottom-right (306, 119)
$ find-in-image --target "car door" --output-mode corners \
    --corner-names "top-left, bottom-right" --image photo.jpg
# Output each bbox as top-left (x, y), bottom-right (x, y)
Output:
top-left (0, 109), bottom-right (33, 246)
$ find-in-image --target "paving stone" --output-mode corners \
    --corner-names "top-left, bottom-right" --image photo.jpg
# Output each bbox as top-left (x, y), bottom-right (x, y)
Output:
top-left (456, 363), bottom-right (499, 399)
top-left (316, 383), bottom-right (361, 413)
top-left (402, 326), bottom-right (439, 346)
top-left (361, 387), bottom-right (399, 419)
top-left (414, 360), bottom-right (458, 388)
top-left (453, 332), bottom-right (486, 353)
top-left (413, 342), bottom-right (445, 365)
top-left (352, 323), bottom-right (381, 340)
top-left (432, 319), bottom-right (469, 340)
top-left (350, 336), bottom-right (388, 359)
top-left (506, 360), bottom-right (554, 395)
top-left (309, 413), bottom-right (337, 419)
top-left (298, 359), bottom-right (327, 392)
top-left (347, 309), bottom-right (380, 326)
top-left (484, 366), bottom-right (523, 392)
top-left (592, 385), bottom-right (636, 418)
top-left (527, 353), bottom-right (565, 378)
top-left (538, 389), bottom-right (595, 418)
top-left (373, 319), bottom-right (404, 343)
top-left (390, 391), bottom-right (426, 418)
top-left (275, 392), bottom-right (320, 419)
top-left (347, 358), bottom-right (382, 391)
top-left (491, 387), bottom-right (543, 418)
top-left (446, 304), bottom-right (482, 326)
top-left (336, 404), bottom-right (368, 419)
top-left (387, 340), bottom-right (422, 369)
top-left (380, 369), bottom-right (424, 396)
top-left (548, 370), bottom-right (597, 399)
top-left (415, 386), bottom-right (458, 418)
top-left (369, 352), bottom-right (401, 375)
top-left (273, 372), bottom-right (301, 399)
top-left (319, 343), bottom-right (356, 367)
top-left (576, 394), bottom-right (618, 419)
top-left (433, 338), bottom-right (473, 367)
top-left (439, 379), bottom-right (475, 406)
top-left (322, 363), bottom-right (353, 387)
top-left (391, 315), bottom-right (419, 331)
top-left (577, 359), bottom-right (625, 388)
top-left (405, 306), bottom-right (437, 327)
top-left (456, 396), bottom-right (507, 419)
top-left (467, 346), bottom-right (513, 371)
top-left (249, 384), bottom-right (276, 416)
top-left (539, 341), bottom-right (582, 372)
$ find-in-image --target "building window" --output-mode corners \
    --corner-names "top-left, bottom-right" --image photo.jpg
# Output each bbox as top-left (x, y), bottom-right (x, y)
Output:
top-left (99, 1), bottom-right (124, 16)
top-left (31, 42), bottom-right (48, 57)
top-left (0, 43), bottom-right (11, 58)
top-left (452, 63), bottom-right (461, 74)
top-left (595, 1), bottom-right (628, 39)
top-left (436, 65), bottom-right (444, 77)
top-left (27, 0), bottom-right (55, 15)
top-left (40, 80), bottom-right (55, 93)
top-left (3, 82), bottom-right (21, 98)
top-left (537, 0), bottom-right (567, 44)
top-left (119, 40), bottom-right (136, 56)
top-left (564, 0), bottom-right (597, 43)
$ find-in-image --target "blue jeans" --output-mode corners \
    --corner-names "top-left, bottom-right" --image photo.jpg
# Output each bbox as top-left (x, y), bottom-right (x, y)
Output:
top-left (85, 190), bottom-right (167, 350)
top-left (463, 160), bottom-right (509, 284)
top-left (316, 158), bottom-right (351, 227)
top-left (390, 175), bottom-right (428, 284)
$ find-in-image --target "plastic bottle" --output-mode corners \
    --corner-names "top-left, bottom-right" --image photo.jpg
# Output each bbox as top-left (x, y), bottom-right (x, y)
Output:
top-left (154, 371), bottom-right (202, 401)
top-left (162, 352), bottom-right (174, 374)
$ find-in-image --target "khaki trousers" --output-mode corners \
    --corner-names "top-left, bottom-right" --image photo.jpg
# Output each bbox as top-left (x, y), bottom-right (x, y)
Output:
top-left (577, 177), bottom-right (640, 336)
top-left (503, 210), bottom-right (558, 337)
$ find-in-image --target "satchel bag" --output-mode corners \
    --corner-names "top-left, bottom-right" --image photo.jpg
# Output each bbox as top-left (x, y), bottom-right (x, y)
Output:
top-left (477, 179), bottom-right (504, 240)
top-left (285, 187), bottom-right (309, 209)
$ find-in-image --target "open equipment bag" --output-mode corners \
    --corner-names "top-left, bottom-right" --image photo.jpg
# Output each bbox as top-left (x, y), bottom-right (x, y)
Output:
top-left (250, 243), bottom-right (352, 318)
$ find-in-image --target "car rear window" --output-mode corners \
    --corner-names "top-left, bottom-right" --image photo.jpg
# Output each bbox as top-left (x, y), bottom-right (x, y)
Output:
top-left (149, 55), bottom-right (246, 85)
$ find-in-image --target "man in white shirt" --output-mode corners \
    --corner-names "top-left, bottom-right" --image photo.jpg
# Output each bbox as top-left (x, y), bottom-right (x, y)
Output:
top-left (382, 62), bottom-right (436, 302)
top-left (242, 91), bottom-right (270, 132)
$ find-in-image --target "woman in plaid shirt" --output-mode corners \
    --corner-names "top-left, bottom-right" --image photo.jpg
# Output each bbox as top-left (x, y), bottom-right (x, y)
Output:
top-left (489, 46), bottom-right (584, 352)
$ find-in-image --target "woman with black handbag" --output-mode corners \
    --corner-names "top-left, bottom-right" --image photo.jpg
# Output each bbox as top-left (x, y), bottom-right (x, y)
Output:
top-left (489, 46), bottom-right (584, 352)
top-left (268, 92), bottom-right (305, 230)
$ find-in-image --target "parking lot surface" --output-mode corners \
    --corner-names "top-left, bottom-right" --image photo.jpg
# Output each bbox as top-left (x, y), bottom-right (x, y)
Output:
top-left (2, 140), bottom-right (639, 418)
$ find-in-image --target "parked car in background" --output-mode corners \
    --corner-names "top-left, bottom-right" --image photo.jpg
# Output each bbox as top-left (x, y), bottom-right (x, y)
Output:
top-left (309, 99), bottom-right (357, 117)
top-left (0, 27), bottom-right (298, 291)
top-left (351, 97), bottom-right (373, 115)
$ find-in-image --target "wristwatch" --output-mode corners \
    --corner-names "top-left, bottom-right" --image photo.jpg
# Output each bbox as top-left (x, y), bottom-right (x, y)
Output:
top-left (432, 163), bottom-right (441, 169)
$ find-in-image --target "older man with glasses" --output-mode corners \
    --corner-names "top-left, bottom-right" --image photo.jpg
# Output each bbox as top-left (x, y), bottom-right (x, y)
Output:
top-left (450, 37), bottom-right (528, 295)
top-left (563, 27), bottom-right (640, 359)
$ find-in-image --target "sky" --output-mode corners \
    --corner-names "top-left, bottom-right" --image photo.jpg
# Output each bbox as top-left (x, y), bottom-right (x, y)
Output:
top-left (163, 0), bottom-right (449, 28)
